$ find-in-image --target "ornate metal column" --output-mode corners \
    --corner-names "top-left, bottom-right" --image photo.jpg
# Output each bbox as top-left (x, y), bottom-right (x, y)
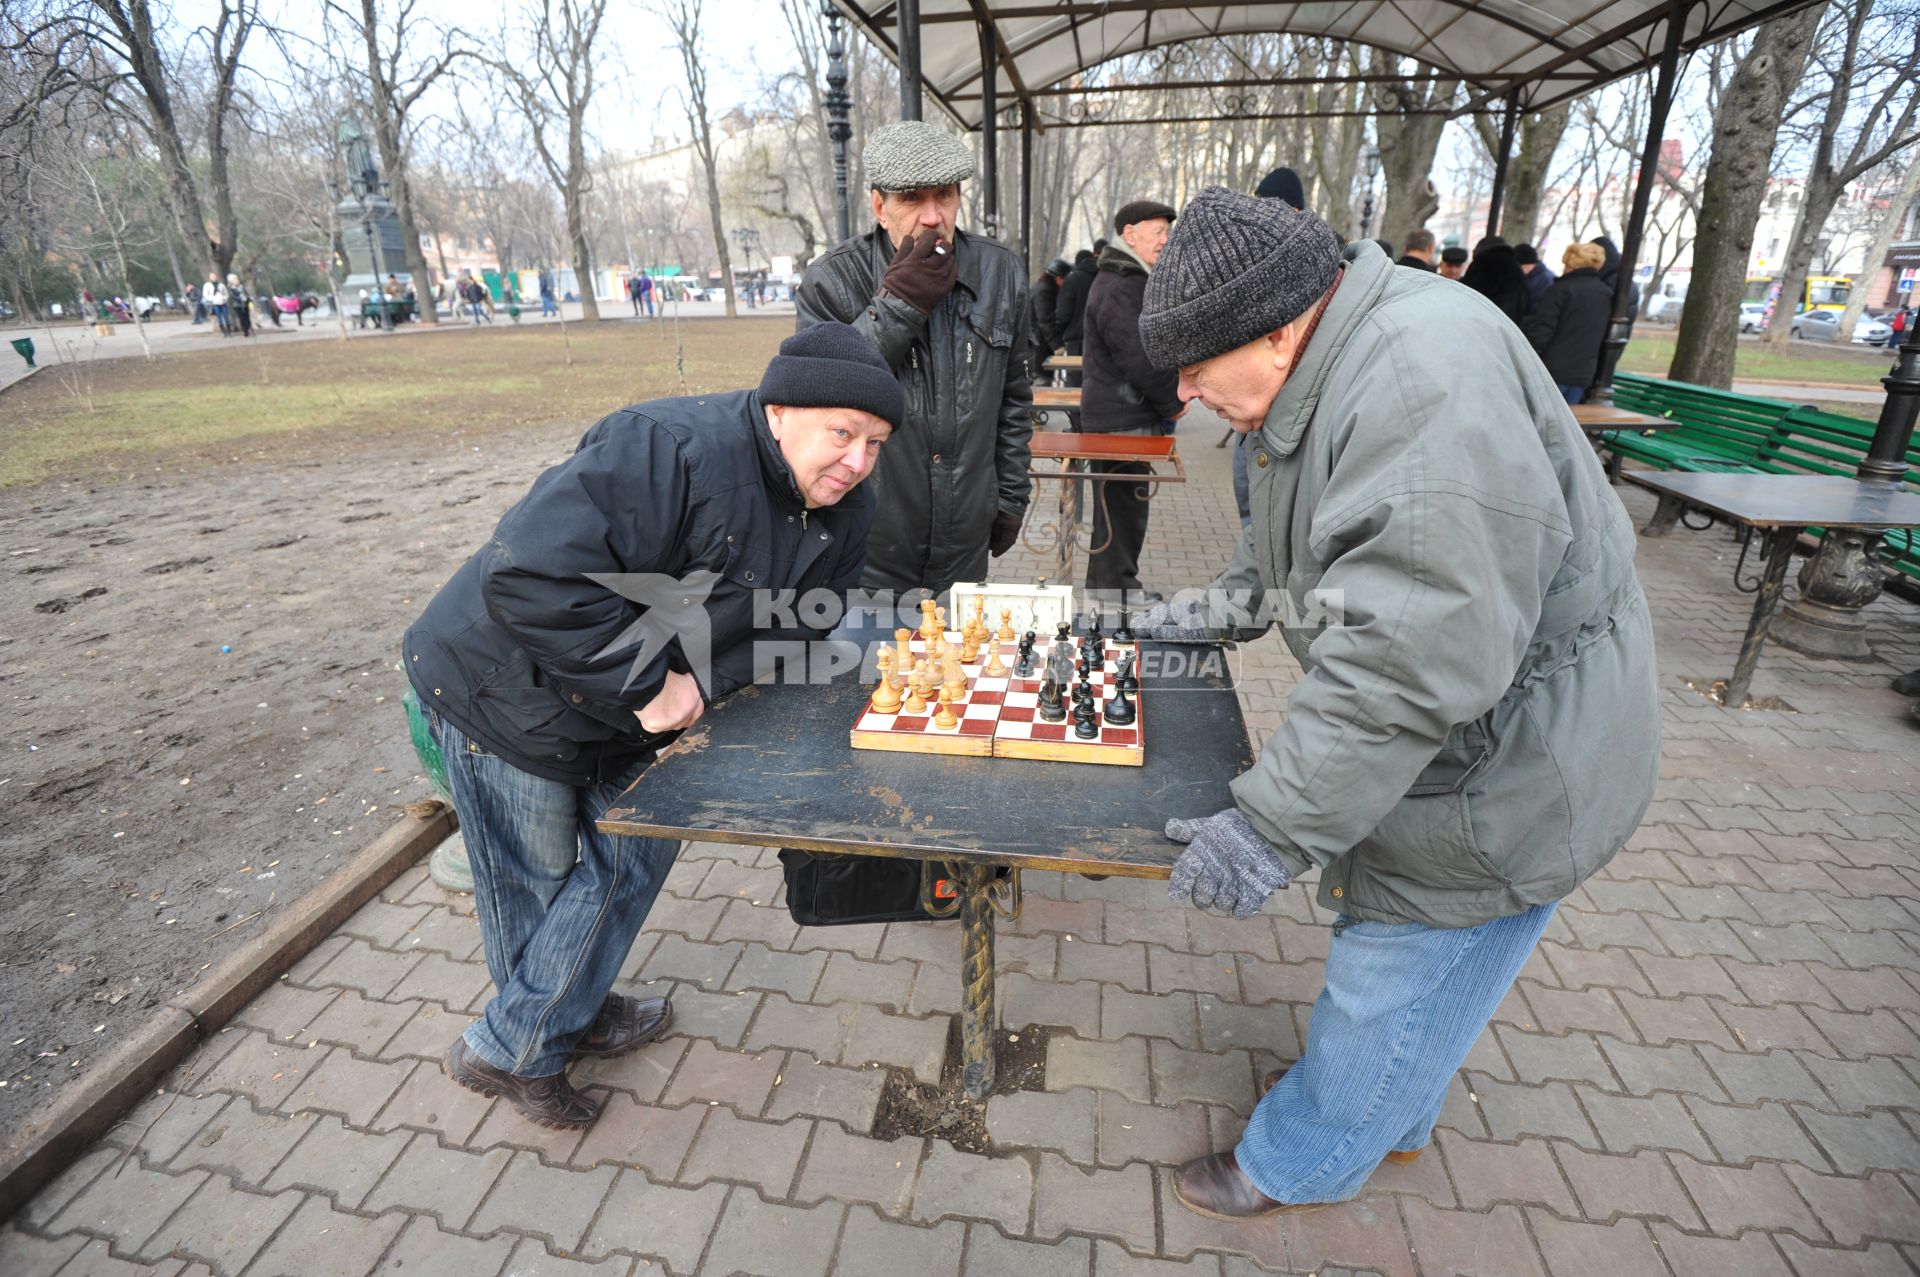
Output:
top-left (1484, 90), bottom-right (1518, 239)
top-left (823, 3), bottom-right (853, 242)
top-left (898, 0), bottom-right (923, 121)
top-left (978, 22), bottom-right (999, 239)
top-left (1590, 0), bottom-right (1692, 404)
top-left (1772, 318), bottom-right (1920, 658)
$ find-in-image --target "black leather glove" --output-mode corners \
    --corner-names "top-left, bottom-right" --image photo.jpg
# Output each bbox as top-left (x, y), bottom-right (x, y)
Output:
top-left (989, 510), bottom-right (1024, 557)
top-left (880, 232), bottom-right (957, 315)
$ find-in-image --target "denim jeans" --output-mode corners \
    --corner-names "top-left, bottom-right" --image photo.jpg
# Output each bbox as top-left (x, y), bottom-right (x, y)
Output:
top-left (429, 709), bottom-right (679, 1077)
top-left (1237, 902), bottom-right (1557, 1204)
top-left (1557, 383), bottom-right (1587, 405)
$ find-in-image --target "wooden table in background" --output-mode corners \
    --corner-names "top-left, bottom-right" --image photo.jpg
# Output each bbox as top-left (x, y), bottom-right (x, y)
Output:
top-left (1027, 429), bottom-right (1184, 584)
top-left (599, 639), bottom-right (1251, 1098)
top-left (1621, 470), bottom-right (1920, 705)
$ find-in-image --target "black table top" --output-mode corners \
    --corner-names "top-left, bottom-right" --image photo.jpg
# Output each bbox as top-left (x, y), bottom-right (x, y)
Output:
top-left (598, 641), bottom-right (1255, 879)
top-left (1622, 471), bottom-right (1920, 529)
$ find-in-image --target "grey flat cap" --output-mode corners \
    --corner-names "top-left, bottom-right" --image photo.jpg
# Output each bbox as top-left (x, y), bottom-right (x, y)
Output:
top-left (864, 121), bottom-right (975, 191)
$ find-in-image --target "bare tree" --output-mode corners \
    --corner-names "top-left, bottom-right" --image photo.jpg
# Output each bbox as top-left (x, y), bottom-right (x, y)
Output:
top-left (324, 0), bottom-right (460, 325)
top-left (1833, 155), bottom-right (1920, 334)
top-left (656, 0), bottom-right (735, 316)
top-left (1472, 103), bottom-right (1572, 247)
top-left (1369, 52), bottom-right (1458, 246)
top-left (1759, 0), bottom-right (1920, 349)
top-left (489, 0), bottom-right (609, 321)
top-left (1670, 10), bottom-right (1826, 385)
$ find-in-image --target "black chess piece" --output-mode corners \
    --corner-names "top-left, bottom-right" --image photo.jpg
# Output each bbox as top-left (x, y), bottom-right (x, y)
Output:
top-left (1072, 697), bottom-right (1100, 739)
top-left (1088, 612), bottom-right (1103, 644)
top-left (1074, 676), bottom-right (1094, 708)
top-left (1103, 684), bottom-right (1136, 726)
top-left (1114, 592), bottom-right (1134, 645)
top-left (1013, 639), bottom-right (1036, 679)
top-left (1115, 652), bottom-right (1138, 694)
top-left (1055, 621), bottom-right (1072, 646)
top-left (1038, 670), bottom-right (1066, 722)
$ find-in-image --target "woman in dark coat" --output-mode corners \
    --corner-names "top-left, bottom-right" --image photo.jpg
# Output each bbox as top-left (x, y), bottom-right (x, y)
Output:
top-left (1524, 242), bottom-right (1613, 404)
top-left (1461, 235), bottom-right (1532, 324)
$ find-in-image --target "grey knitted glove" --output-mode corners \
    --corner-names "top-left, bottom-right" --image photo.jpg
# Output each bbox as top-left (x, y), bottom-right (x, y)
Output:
top-left (1166, 810), bottom-right (1293, 918)
top-left (1136, 594), bottom-right (1208, 641)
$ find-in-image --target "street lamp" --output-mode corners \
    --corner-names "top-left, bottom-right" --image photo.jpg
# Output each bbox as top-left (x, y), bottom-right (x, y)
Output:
top-left (1358, 146), bottom-right (1382, 242)
top-left (348, 156), bottom-right (396, 332)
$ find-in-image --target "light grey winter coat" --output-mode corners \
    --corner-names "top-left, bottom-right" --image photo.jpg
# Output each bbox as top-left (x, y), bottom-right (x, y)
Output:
top-left (1211, 242), bottom-right (1660, 928)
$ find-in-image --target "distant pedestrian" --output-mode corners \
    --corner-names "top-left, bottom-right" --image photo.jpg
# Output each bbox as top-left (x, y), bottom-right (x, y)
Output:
top-left (627, 272), bottom-right (645, 316)
top-left (464, 275), bottom-right (490, 324)
top-left (637, 271), bottom-right (655, 316)
top-left (1524, 242), bottom-right (1612, 405)
top-left (204, 274), bottom-right (230, 336)
top-left (1053, 249), bottom-right (1097, 386)
top-left (188, 283), bottom-right (205, 325)
top-left (1395, 229), bottom-right (1437, 271)
top-left (538, 269), bottom-right (558, 317)
top-left (226, 274), bottom-right (253, 337)
top-left (1887, 304), bottom-right (1910, 350)
top-left (1029, 257), bottom-right (1069, 380)
top-left (1438, 246), bottom-right (1467, 280)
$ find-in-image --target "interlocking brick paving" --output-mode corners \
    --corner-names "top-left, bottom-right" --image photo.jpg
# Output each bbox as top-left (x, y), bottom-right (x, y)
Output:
top-left (9, 416), bottom-right (1918, 1274)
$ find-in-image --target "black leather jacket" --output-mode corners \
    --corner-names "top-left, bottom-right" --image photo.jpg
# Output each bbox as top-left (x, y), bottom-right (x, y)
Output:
top-left (404, 391), bottom-right (873, 785)
top-left (796, 226), bottom-right (1033, 594)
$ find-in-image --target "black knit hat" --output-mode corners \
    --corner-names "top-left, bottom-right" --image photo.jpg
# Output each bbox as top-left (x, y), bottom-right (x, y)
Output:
top-left (1254, 167), bottom-right (1306, 210)
top-left (1138, 185), bottom-right (1343, 370)
top-left (1113, 199), bottom-right (1177, 235)
top-left (759, 323), bottom-right (904, 428)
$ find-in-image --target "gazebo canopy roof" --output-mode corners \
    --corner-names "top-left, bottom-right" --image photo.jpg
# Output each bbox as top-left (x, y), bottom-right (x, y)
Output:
top-left (832, 0), bottom-right (1817, 128)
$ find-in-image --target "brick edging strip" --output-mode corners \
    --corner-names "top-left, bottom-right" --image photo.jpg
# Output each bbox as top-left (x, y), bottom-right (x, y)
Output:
top-left (0, 801), bottom-right (456, 1221)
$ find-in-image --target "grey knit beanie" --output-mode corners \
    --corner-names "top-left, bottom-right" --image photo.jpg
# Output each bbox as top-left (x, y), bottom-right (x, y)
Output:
top-left (864, 121), bottom-right (975, 192)
top-left (1138, 186), bottom-right (1343, 369)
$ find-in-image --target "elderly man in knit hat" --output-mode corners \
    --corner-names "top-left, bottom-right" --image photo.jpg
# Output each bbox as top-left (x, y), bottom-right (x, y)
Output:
top-left (1135, 188), bottom-right (1660, 1217)
top-left (1081, 198), bottom-right (1182, 599)
top-left (406, 323), bottom-right (901, 1130)
top-left (796, 120), bottom-right (1032, 596)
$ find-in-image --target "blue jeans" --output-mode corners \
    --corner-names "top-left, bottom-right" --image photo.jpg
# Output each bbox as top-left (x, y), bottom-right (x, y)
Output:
top-left (540, 295), bottom-right (558, 316)
top-left (1237, 902), bottom-right (1557, 1204)
top-left (1557, 383), bottom-right (1587, 405)
top-left (429, 710), bottom-right (678, 1077)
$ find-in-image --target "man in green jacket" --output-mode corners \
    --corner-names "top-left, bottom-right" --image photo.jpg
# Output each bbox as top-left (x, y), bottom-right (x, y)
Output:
top-left (1137, 187), bottom-right (1660, 1218)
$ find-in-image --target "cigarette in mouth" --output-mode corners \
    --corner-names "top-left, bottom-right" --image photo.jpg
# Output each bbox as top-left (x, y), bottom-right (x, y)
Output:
top-left (934, 245), bottom-right (947, 256)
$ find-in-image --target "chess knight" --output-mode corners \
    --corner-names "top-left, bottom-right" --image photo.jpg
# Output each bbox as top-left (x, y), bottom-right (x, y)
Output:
top-left (1134, 190), bottom-right (1661, 1220)
top-left (403, 323), bottom-right (901, 1131)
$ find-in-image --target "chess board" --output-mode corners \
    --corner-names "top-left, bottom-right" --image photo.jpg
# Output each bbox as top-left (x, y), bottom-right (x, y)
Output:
top-left (850, 631), bottom-right (1144, 767)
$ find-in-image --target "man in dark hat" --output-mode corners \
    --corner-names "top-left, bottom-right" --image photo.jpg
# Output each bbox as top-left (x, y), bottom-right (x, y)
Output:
top-left (406, 323), bottom-right (901, 1130)
top-left (796, 120), bottom-right (1032, 595)
top-left (1515, 242), bottom-right (1556, 309)
top-left (1081, 198), bottom-right (1182, 599)
top-left (1438, 244), bottom-right (1468, 280)
top-left (1132, 189), bottom-right (1659, 1218)
top-left (1254, 165), bottom-right (1306, 210)
top-left (1029, 256), bottom-right (1070, 381)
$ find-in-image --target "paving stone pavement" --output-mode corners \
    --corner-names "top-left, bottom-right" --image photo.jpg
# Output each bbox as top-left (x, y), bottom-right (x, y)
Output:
top-left (8, 415), bottom-right (1920, 1275)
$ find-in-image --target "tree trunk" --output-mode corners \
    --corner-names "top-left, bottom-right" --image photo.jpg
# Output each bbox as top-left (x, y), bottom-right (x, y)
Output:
top-left (98, 0), bottom-right (216, 279)
top-left (1670, 8), bottom-right (1823, 387)
top-left (1500, 104), bottom-right (1572, 247)
top-left (698, 127), bottom-right (736, 317)
top-left (1834, 158), bottom-right (1920, 336)
top-left (1370, 57), bottom-right (1457, 247)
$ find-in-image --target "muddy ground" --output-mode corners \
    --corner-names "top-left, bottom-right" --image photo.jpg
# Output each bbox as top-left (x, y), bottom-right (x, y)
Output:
top-left (0, 320), bottom-right (790, 1146)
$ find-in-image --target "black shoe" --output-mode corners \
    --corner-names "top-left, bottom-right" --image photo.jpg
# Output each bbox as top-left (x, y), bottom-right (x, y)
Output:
top-left (1892, 669), bottom-right (1920, 696)
top-left (570, 993), bottom-right (672, 1060)
top-left (444, 1037), bottom-right (600, 1130)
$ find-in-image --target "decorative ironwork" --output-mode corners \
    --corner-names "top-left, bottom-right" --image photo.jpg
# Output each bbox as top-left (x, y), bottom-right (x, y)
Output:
top-left (824, 4), bottom-right (853, 242)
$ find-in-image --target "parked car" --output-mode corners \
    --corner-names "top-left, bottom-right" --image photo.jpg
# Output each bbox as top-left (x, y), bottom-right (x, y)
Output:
top-left (1738, 302), bottom-right (1769, 333)
top-left (1790, 308), bottom-right (1892, 343)
top-left (0, 301), bottom-right (17, 322)
top-left (1644, 289), bottom-right (1687, 323)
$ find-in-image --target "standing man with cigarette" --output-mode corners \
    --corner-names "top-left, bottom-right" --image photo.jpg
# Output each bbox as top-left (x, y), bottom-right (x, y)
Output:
top-left (796, 120), bottom-right (1034, 596)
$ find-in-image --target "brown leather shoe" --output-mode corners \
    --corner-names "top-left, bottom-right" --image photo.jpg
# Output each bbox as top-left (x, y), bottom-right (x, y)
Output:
top-left (444, 1037), bottom-right (600, 1130)
top-left (1172, 1151), bottom-right (1325, 1220)
top-left (1259, 1064), bottom-right (1422, 1164)
top-left (570, 994), bottom-right (673, 1060)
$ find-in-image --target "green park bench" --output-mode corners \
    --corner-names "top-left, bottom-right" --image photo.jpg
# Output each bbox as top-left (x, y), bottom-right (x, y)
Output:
top-left (1597, 373), bottom-right (1920, 588)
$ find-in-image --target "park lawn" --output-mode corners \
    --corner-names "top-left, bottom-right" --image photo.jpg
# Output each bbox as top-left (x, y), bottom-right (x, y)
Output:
top-left (1618, 329), bottom-right (1893, 387)
top-left (0, 317), bottom-right (792, 489)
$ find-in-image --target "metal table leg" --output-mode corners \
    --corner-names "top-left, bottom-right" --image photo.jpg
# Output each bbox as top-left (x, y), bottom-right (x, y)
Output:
top-left (1054, 459), bottom-right (1083, 585)
top-left (1725, 526), bottom-right (1801, 707)
top-left (958, 864), bottom-right (997, 1099)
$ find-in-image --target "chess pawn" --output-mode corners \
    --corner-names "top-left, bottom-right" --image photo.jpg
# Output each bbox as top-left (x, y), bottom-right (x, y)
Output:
top-left (935, 604), bottom-right (948, 639)
top-left (997, 607), bottom-right (1015, 642)
top-left (983, 643), bottom-right (1008, 678)
top-left (1103, 684), bottom-right (1135, 726)
top-left (1013, 639), bottom-right (1036, 680)
top-left (1115, 652), bottom-right (1138, 694)
top-left (942, 651), bottom-right (967, 702)
top-left (960, 628), bottom-right (982, 664)
top-left (1072, 697), bottom-right (1100, 739)
top-left (872, 649), bottom-right (902, 713)
top-left (934, 686), bottom-right (960, 730)
top-left (902, 661), bottom-right (928, 714)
